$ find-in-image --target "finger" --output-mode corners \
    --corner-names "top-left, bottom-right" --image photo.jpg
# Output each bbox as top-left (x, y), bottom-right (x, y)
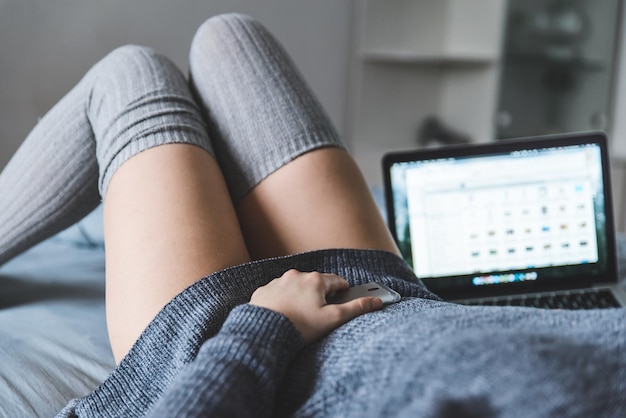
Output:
top-left (327, 296), bottom-right (383, 324)
top-left (322, 273), bottom-right (350, 294)
top-left (320, 273), bottom-right (350, 293)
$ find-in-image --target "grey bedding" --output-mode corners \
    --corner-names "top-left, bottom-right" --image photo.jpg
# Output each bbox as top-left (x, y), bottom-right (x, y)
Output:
top-left (0, 206), bottom-right (114, 418)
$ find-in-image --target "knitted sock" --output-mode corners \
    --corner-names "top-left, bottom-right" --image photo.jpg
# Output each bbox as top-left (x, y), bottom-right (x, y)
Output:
top-left (188, 13), bottom-right (345, 203)
top-left (0, 45), bottom-right (212, 265)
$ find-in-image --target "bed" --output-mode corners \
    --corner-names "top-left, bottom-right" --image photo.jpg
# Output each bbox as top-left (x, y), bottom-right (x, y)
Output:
top-left (0, 205), bottom-right (114, 417)
top-left (2, 202), bottom-right (626, 417)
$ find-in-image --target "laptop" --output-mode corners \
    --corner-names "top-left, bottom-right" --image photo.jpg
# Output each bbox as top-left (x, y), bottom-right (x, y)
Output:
top-left (383, 131), bottom-right (626, 309)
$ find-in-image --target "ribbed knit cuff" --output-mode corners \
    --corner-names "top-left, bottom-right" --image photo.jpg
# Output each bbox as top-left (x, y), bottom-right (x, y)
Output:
top-left (221, 304), bottom-right (304, 352)
top-left (98, 127), bottom-right (213, 197)
top-left (143, 303), bottom-right (305, 418)
top-left (208, 303), bottom-right (305, 386)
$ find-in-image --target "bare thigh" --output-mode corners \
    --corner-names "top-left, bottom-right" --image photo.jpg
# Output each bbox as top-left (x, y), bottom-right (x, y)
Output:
top-left (236, 147), bottom-right (399, 260)
top-left (104, 144), bottom-right (249, 362)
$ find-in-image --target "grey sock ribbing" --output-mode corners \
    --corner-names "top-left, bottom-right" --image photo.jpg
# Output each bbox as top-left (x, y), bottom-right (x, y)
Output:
top-left (0, 13), bottom-right (344, 265)
top-left (188, 13), bottom-right (345, 203)
top-left (0, 45), bottom-right (212, 265)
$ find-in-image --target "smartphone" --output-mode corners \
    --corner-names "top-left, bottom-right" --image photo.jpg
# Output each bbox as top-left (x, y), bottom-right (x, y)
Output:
top-left (326, 282), bottom-right (401, 305)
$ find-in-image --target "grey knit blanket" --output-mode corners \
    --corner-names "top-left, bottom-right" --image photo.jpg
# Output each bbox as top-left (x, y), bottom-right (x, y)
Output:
top-left (58, 249), bottom-right (626, 417)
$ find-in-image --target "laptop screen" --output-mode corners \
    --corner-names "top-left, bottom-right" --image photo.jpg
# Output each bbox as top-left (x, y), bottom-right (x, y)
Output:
top-left (383, 133), bottom-right (617, 299)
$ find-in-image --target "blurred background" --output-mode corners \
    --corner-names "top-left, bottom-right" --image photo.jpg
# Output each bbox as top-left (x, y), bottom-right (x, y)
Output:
top-left (2, 0), bottom-right (626, 227)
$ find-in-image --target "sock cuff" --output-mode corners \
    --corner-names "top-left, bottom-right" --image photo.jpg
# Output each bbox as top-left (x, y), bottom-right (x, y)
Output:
top-left (98, 127), bottom-right (214, 197)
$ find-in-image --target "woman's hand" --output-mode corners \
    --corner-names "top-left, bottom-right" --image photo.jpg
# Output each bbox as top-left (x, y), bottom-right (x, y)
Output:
top-left (249, 270), bottom-right (383, 344)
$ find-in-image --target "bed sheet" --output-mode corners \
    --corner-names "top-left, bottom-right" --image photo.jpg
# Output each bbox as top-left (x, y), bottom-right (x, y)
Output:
top-left (0, 206), bottom-right (113, 418)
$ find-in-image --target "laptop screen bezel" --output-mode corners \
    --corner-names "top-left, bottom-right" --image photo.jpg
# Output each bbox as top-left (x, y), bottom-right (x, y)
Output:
top-left (382, 131), bottom-right (618, 300)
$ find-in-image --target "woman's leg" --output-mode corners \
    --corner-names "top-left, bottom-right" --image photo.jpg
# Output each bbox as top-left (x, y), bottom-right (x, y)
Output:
top-left (0, 45), bottom-right (249, 362)
top-left (236, 148), bottom-right (398, 258)
top-left (92, 46), bottom-right (250, 362)
top-left (104, 143), bottom-right (249, 362)
top-left (0, 80), bottom-right (101, 266)
top-left (189, 14), bottom-right (398, 259)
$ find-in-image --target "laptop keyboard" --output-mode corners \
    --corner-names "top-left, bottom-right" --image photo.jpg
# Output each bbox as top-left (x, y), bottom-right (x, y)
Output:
top-left (460, 289), bottom-right (621, 310)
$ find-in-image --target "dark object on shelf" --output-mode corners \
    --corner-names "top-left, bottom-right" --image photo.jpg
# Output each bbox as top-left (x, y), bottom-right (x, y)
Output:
top-left (417, 116), bottom-right (471, 147)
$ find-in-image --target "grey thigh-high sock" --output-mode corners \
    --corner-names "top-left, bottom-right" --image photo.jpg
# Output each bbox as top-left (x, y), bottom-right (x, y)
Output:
top-left (0, 45), bottom-right (212, 265)
top-left (188, 13), bottom-right (346, 203)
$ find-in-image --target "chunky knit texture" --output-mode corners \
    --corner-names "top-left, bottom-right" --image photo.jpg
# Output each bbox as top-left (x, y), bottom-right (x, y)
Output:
top-left (57, 249), bottom-right (626, 418)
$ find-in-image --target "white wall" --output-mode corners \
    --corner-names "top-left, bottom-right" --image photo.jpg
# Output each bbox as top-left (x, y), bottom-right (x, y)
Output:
top-left (0, 0), bottom-right (352, 169)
